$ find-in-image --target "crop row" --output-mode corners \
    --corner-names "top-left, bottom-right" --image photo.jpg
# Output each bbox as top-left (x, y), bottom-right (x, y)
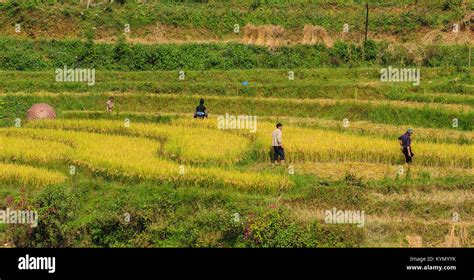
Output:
top-left (23, 119), bottom-right (250, 165)
top-left (174, 118), bottom-right (474, 168)
top-left (3, 92), bottom-right (472, 130)
top-left (0, 127), bottom-right (291, 191)
top-left (0, 162), bottom-right (66, 188)
top-left (58, 111), bottom-right (474, 145)
top-left (19, 118), bottom-right (474, 168)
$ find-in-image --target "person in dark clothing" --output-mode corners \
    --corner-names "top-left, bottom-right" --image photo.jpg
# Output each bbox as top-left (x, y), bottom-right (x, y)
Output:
top-left (398, 128), bottom-right (414, 164)
top-left (194, 98), bottom-right (208, 118)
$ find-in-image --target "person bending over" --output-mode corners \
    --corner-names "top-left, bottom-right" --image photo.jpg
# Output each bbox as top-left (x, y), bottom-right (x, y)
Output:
top-left (194, 98), bottom-right (208, 118)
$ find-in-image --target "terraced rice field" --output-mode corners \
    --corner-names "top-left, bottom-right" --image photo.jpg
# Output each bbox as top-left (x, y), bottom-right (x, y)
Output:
top-left (0, 68), bottom-right (472, 248)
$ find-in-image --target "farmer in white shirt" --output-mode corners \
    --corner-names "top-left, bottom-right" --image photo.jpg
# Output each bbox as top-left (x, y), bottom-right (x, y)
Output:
top-left (271, 123), bottom-right (285, 164)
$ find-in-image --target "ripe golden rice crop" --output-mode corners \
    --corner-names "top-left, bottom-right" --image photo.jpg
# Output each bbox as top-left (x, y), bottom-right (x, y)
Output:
top-left (255, 123), bottom-right (473, 168)
top-left (171, 118), bottom-right (473, 168)
top-left (2, 114), bottom-right (470, 191)
top-left (155, 117), bottom-right (474, 168)
top-left (1, 127), bottom-right (290, 190)
top-left (25, 119), bottom-right (250, 164)
top-left (0, 134), bottom-right (72, 163)
top-left (0, 162), bottom-right (67, 188)
top-left (257, 116), bottom-right (474, 145)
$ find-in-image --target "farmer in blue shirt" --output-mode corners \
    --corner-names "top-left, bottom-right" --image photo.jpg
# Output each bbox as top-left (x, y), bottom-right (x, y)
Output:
top-left (398, 128), bottom-right (414, 164)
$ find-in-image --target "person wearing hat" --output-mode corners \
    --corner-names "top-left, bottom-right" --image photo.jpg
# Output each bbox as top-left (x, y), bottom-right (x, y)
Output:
top-left (398, 128), bottom-right (414, 164)
top-left (194, 98), bottom-right (208, 118)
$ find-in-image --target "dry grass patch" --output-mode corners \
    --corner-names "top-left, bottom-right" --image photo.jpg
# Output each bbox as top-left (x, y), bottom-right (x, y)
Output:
top-left (369, 190), bottom-right (474, 205)
top-left (297, 162), bottom-right (473, 180)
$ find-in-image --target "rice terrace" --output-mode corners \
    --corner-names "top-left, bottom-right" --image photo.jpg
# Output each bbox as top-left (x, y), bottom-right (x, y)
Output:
top-left (0, 0), bottom-right (472, 250)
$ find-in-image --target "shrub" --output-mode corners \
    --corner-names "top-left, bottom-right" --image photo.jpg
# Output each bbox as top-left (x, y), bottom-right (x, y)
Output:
top-left (344, 173), bottom-right (366, 188)
top-left (7, 185), bottom-right (79, 247)
top-left (243, 208), bottom-right (304, 247)
top-left (242, 207), bottom-right (364, 247)
top-left (88, 212), bottom-right (150, 247)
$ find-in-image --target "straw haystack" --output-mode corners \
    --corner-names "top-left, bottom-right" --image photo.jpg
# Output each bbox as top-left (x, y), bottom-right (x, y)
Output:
top-left (302, 25), bottom-right (334, 48)
top-left (243, 24), bottom-right (286, 49)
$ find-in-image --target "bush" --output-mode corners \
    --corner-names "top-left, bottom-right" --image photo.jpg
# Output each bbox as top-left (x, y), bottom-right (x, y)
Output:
top-left (88, 212), bottom-right (150, 247)
top-left (363, 39), bottom-right (378, 62)
top-left (242, 207), bottom-right (364, 247)
top-left (442, 0), bottom-right (463, 11)
top-left (6, 185), bottom-right (79, 247)
top-left (344, 173), bottom-right (366, 188)
top-left (0, 51), bottom-right (48, 70)
top-left (243, 208), bottom-right (304, 247)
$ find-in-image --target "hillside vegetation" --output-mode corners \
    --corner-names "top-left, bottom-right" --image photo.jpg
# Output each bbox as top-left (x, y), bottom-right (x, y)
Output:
top-left (0, 0), bottom-right (472, 44)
